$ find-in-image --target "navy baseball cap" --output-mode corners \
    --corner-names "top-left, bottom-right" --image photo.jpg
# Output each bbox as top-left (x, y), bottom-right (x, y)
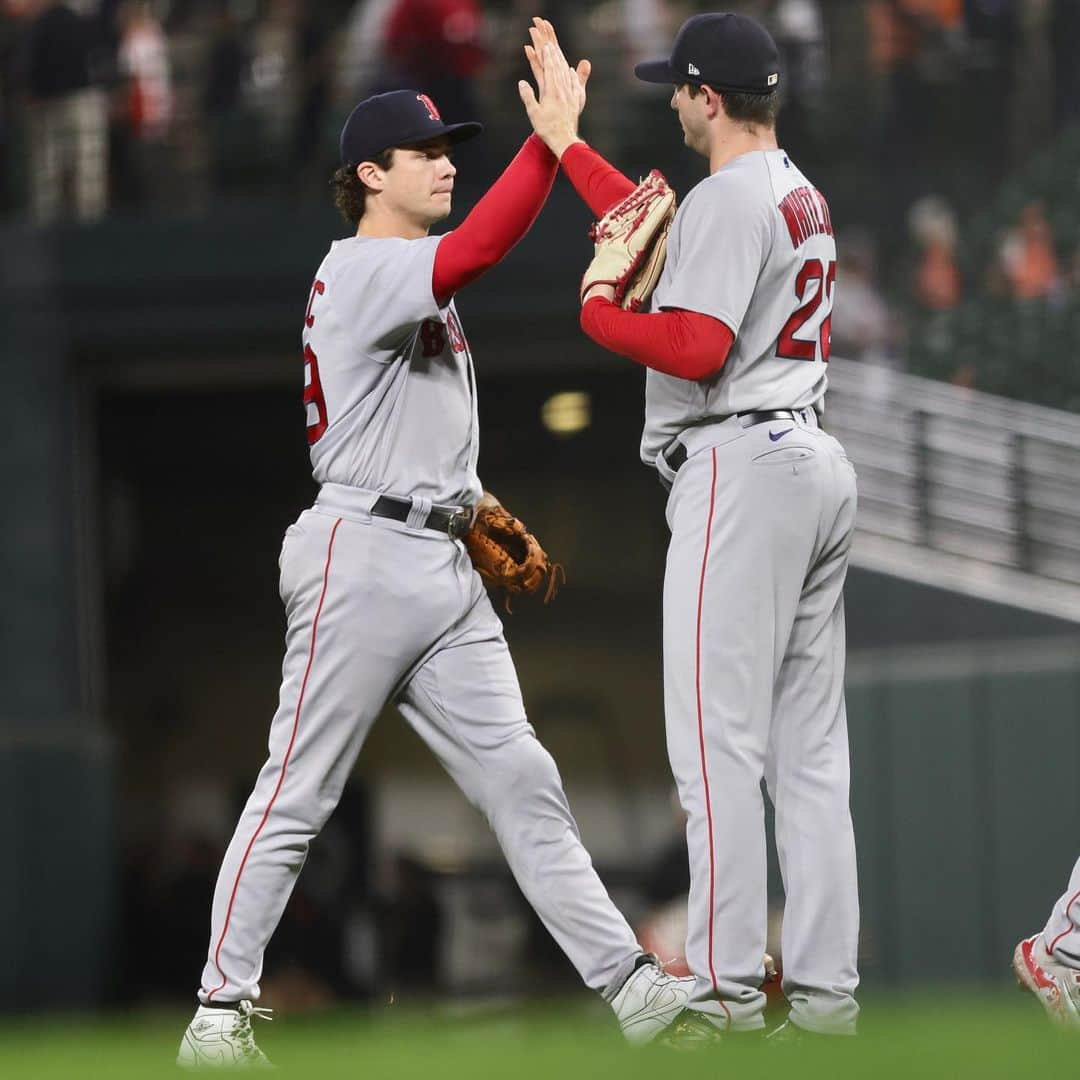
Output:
top-left (635, 13), bottom-right (780, 95)
top-left (339, 90), bottom-right (483, 167)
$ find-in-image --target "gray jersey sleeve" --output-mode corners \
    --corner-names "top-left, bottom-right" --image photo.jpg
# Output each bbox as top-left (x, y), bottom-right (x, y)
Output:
top-left (654, 175), bottom-right (774, 333)
top-left (326, 234), bottom-right (446, 357)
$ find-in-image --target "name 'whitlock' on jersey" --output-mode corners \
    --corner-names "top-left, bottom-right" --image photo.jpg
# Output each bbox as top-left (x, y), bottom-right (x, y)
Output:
top-left (300, 233), bottom-right (482, 508)
top-left (641, 150), bottom-right (836, 466)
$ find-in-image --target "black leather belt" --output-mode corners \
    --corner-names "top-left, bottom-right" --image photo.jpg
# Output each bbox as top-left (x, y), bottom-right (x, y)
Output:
top-left (663, 410), bottom-right (799, 473)
top-left (371, 495), bottom-right (473, 539)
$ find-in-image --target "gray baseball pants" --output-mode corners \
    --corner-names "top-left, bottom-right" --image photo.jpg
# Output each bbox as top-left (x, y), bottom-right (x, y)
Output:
top-left (1044, 856), bottom-right (1080, 965)
top-left (656, 409), bottom-right (860, 1034)
top-left (198, 483), bottom-right (640, 1003)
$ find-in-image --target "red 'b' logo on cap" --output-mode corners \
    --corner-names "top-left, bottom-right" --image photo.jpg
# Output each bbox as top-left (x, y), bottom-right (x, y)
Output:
top-left (417, 94), bottom-right (441, 121)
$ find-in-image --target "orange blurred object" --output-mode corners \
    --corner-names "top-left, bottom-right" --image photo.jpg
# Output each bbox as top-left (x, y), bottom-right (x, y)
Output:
top-left (917, 242), bottom-right (962, 310)
top-left (1001, 204), bottom-right (1062, 301)
top-left (868, 0), bottom-right (964, 70)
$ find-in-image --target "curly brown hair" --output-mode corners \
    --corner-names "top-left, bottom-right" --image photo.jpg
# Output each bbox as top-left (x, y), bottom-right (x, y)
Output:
top-left (330, 149), bottom-right (395, 225)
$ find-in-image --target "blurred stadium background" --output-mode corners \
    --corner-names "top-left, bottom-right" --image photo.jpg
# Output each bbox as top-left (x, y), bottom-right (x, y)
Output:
top-left (2, 0), bottom-right (1080, 1040)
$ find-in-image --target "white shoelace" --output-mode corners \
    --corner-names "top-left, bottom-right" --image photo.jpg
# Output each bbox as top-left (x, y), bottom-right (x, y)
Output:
top-left (234, 1001), bottom-right (273, 1061)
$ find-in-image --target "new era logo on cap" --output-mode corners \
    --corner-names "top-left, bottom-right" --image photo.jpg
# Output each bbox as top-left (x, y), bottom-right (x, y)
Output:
top-left (767, 73), bottom-right (779, 86)
top-left (688, 62), bottom-right (700, 76)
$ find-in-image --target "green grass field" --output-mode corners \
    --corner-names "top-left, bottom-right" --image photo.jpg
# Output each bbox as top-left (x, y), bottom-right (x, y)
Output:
top-left (0, 991), bottom-right (1072, 1078)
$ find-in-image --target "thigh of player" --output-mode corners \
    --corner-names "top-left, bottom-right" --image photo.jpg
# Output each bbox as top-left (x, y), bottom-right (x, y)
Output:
top-left (661, 437), bottom-right (825, 778)
top-left (267, 511), bottom-right (466, 809)
top-left (394, 568), bottom-right (535, 778)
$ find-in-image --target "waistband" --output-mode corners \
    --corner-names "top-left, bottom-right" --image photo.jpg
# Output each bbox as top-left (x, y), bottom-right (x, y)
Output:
top-left (661, 408), bottom-right (820, 475)
top-left (316, 483), bottom-right (474, 539)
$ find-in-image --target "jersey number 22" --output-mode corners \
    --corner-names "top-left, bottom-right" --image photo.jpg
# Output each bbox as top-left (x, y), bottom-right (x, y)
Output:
top-left (777, 258), bottom-right (835, 363)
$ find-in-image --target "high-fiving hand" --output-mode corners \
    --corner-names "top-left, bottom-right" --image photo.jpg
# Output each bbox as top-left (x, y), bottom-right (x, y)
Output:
top-left (517, 17), bottom-right (591, 160)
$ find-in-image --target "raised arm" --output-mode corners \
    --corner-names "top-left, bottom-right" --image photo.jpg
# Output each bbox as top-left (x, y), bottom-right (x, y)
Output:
top-left (432, 25), bottom-right (592, 305)
top-left (561, 142), bottom-right (636, 219)
top-left (521, 18), bottom-right (635, 217)
top-left (432, 135), bottom-right (558, 305)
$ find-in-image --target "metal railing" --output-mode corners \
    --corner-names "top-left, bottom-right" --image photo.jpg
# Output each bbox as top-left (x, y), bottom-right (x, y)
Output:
top-left (826, 358), bottom-right (1080, 614)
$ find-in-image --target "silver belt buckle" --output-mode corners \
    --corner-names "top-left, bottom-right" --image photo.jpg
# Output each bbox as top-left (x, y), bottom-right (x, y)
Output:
top-left (447, 509), bottom-right (472, 539)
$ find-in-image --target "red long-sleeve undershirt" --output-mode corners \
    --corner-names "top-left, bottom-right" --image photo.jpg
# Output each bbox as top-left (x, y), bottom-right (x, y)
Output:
top-left (559, 140), bottom-right (637, 217)
top-left (560, 141), bottom-right (735, 380)
top-left (580, 297), bottom-right (735, 380)
top-left (432, 134), bottom-right (557, 305)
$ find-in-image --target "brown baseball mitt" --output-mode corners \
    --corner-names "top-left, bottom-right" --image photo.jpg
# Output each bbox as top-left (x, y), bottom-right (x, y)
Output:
top-left (464, 504), bottom-right (564, 608)
top-left (581, 170), bottom-right (676, 311)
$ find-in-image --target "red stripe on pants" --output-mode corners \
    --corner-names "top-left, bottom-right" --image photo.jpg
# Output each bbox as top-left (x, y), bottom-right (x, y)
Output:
top-left (694, 450), bottom-right (732, 1026)
top-left (1049, 890), bottom-right (1080, 957)
top-left (206, 517), bottom-right (342, 1000)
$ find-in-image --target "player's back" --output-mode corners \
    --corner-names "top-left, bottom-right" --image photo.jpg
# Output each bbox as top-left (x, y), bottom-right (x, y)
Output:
top-left (642, 150), bottom-right (835, 463)
top-left (744, 150), bottom-right (834, 373)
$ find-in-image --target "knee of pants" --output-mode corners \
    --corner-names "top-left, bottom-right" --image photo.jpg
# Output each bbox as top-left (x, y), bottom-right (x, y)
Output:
top-left (772, 784), bottom-right (854, 845)
top-left (249, 760), bottom-right (344, 841)
top-left (772, 759), bottom-right (851, 809)
top-left (481, 737), bottom-right (574, 844)
top-left (676, 748), bottom-right (765, 817)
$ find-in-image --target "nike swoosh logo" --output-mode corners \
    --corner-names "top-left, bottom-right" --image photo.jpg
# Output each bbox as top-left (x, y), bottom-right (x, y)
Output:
top-left (769, 428), bottom-right (794, 442)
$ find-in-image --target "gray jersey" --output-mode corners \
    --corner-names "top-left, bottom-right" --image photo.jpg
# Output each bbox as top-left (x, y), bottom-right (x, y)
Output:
top-left (642, 150), bottom-right (835, 465)
top-left (301, 233), bottom-right (481, 506)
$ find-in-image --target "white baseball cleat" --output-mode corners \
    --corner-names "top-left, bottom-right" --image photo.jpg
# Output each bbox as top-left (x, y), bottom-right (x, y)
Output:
top-left (177, 1000), bottom-right (274, 1068)
top-left (610, 956), bottom-right (696, 1045)
top-left (1013, 934), bottom-right (1080, 1031)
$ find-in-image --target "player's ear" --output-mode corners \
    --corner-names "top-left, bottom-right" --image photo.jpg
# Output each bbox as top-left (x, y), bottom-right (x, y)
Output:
top-left (356, 160), bottom-right (386, 193)
top-left (701, 85), bottom-right (723, 118)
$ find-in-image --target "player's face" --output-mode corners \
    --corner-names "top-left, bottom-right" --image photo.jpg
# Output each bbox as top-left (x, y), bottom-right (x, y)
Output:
top-left (384, 139), bottom-right (457, 227)
top-left (671, 84), bottom-right (708, 156)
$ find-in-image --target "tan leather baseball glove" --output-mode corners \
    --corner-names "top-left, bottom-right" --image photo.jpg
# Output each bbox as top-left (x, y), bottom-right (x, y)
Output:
top-left (581, 170), bottom-right (676, 311)
top-left (464, 504), bottom-right (563, 608)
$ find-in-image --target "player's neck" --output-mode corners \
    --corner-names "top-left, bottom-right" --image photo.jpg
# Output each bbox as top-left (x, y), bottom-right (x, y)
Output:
top-left (707, 127), bottom-right (778, 174)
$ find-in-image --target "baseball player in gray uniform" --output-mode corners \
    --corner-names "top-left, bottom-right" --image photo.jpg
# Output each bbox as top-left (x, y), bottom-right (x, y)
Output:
top-left (177, 53), bottom-right (693, 1068)
top-left (1014, 858), bottom-right (1080, 1028)
top-left (529, 13), bottom-right (859, 1040)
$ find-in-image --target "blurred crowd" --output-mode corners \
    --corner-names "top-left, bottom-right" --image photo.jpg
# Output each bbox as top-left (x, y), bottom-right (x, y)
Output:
top-left (1, 0), bottom-right (346, 217)
top-left (908, 193), bottom-right (1080, 315)
top-left (1, 0), bottom-right (1079, 385)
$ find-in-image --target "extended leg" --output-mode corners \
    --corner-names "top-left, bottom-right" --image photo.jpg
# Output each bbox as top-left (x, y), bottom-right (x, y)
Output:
top-left (397, 577), bottom-right (642, 994)
top-left (199, 516), bottom-right (415, 1003)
